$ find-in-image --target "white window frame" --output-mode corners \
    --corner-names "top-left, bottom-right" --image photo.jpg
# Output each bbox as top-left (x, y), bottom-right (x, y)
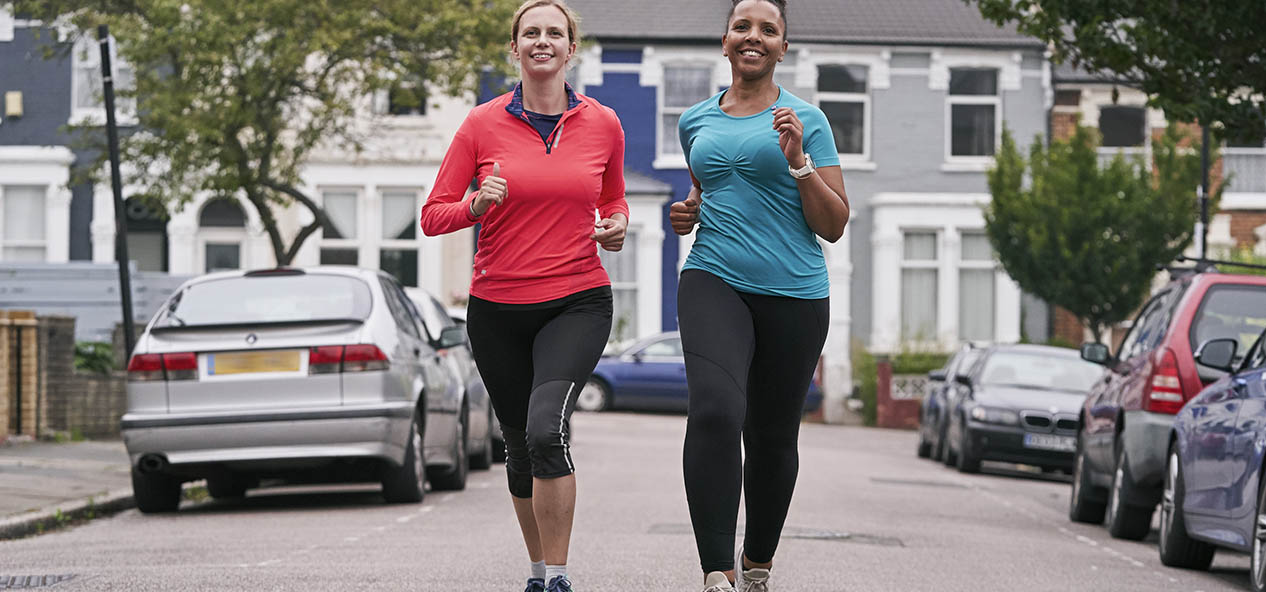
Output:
top-left (0, 7), bottom-right (14, 42)
top-left (815, 63), bottom-right (872, 164)
top-left (600, 228), bottom-right (639, 343)
top-left (900, 229), bottom-right (940, 343)
top-left (655, 61), bottom-right (716, 169)
top-left (70, 34), bottom-right (137, 126)
top-left (0, 185), bottom-right (49, 261)
top-left (318, 186), bottom-right (364, 264)
top-left (944, 67), bottom-right (1002, 169)
top-left (957, 230), bottom-right (998, 342)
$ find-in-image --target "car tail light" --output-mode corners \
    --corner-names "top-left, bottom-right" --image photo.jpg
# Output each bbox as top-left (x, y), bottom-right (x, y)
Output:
top-left (128, 352), bottom-right (197, 382)
top-left (343, 344), bottom-right (390, 372)
top-left (309, 345), bottom-right (344, 375)
top-left (127, 354), bottom-right (165, 382)
top-left (162, 352), bottom-right (198, 381)
top-left (1144, 347), bottom-right (1185, 414)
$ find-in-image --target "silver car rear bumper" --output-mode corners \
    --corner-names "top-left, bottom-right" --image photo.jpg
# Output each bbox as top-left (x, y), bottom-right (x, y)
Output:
top-left (121, 402), bottom-right (415, 468)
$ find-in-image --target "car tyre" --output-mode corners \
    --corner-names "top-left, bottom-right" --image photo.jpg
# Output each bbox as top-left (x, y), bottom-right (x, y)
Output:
top-left (576, 378), bottom-right (611, 412)
top-left (132, 468), bottom-right (181, 514)
top-left (941, 426), bottom-right (959, 467)
top-left (917, 426), bottom-right (932, 458)
top-left (1158, 444), bottom-right (1215, 569)
top-left (429, 405), bottom-right (469, 491)
top-left (1252, 471), bottom-right (1266, 592)
top-left (382, 409), bottom-right (426, 504)
top-left (956, 423), bottom-right (982, 474)
top-left (1106, 443), bottom-right (1153, 540)
top-left (1069, 430), bottom-right (1107, 523)
top-left (469, 406), bottom-right (494, 471)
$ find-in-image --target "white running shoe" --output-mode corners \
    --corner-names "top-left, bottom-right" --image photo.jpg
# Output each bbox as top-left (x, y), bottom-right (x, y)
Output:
top-left (702, 571), bottom-right (735, 592)
top-left (734, 547), bottom-right (771, 592)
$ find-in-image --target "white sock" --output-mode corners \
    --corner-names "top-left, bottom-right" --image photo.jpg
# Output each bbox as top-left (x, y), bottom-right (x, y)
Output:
top-left (531, 560), bottom-right (546, 581)
top-left (545, 565), bottom-right (567, 583)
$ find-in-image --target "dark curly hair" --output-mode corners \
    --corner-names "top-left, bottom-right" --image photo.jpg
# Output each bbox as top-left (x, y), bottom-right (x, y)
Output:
top-left (726, 0), bottom-right (788, 39)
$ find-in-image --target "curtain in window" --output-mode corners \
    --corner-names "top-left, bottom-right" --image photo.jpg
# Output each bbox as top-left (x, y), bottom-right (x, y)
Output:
top-left (951, 104), bottom-right (995, 156)
top-left (599, 230), bottom-right (638, 341)
top-left (322, 192), bottom-right (357, 239)
top-left (959, 269), bottom-right (995, 341)
top-left (902, 269), bottom-right (938, 340)
top-left (381, 192), bottom-right (417, 240)
top-left (4, 186), bottom-right (44, 241)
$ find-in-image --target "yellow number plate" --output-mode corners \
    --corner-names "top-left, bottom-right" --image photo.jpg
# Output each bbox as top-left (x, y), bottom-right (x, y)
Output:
top-left (209, 350), bottom-right (301, 376)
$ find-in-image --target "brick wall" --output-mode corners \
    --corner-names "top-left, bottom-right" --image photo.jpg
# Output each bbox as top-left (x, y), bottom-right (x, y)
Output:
top-left (1, 310), bottom-right (39, 439)
top-left (34, 315), bottom-right (127, 439)
top-left (1229, 212), bottom-right (1266, 247)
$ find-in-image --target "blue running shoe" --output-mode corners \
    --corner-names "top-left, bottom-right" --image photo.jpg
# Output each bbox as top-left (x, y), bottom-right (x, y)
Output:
top-left (524, 578), bottom-right (546, 592)
top-left (545, 576), bottom-right (573, 592)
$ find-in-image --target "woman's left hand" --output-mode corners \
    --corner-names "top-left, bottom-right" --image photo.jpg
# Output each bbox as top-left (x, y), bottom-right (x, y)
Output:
top-left (591, 214), bottom-right (628, 252)
top-left (772, 107), bottom-right (807, 168)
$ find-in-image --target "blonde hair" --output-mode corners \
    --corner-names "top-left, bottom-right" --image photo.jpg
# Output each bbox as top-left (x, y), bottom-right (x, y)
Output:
top-left (512, 0), bottom-right (581, 43)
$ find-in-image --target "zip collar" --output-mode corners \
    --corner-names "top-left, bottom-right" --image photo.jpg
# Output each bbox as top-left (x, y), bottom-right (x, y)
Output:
top-left (505, 81), bottom-right (583, 120)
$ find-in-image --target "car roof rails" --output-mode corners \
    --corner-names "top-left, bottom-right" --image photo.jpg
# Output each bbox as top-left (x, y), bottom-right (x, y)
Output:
top-left (244, 267), bottom-right (305, 277)
top-left (1174, 255), bottom-right (1266, 275)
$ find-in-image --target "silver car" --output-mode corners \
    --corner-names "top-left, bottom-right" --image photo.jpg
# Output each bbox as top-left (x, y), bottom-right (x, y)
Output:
top-left (121, 266), bottom-right (469, 513)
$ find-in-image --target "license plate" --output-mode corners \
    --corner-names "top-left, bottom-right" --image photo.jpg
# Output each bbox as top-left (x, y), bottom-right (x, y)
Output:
top-left (1023, 433), bottom-right (1076, 452)
top-left (209, 350), bottom-right (301, 376)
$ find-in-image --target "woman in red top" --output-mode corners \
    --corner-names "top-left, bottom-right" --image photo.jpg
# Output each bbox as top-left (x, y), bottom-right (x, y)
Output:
top-left (419, 2), bottom-right (627, 591)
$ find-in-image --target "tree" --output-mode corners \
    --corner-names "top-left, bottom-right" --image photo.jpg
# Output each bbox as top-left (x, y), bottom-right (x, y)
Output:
top-left (969, 0), bottom-right (1266, 136)
top-left (15, 0), bottom-right (518, 265)
top-left (984, 126), bottom-right (1217, 343)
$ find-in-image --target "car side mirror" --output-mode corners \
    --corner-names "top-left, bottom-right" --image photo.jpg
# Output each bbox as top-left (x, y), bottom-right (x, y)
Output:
top-left (1195, 338), bottom-right (1238, 372)
top-left (1080, 342), bottom-right (1111, 366)
top-left (953, 374), bottom-right (972, 388)
top-left (631, 351), bottom-right (644, 363)
top-left (928, 369), bottom-right (947, 382)
top-left (438, 326), bottom-right (467, 350)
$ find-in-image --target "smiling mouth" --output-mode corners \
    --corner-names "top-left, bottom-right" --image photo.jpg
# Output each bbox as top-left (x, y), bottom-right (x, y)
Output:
top-left (531, 53), bottom-right (554, 61)
top-left (739, 49), bottom-right (764, 58)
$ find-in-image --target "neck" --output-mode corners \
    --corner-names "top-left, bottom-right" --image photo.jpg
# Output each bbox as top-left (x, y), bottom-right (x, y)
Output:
top-left (726, 74), bottom-right (779, 104)
top-left (521, 73), bottom-right (568, 114)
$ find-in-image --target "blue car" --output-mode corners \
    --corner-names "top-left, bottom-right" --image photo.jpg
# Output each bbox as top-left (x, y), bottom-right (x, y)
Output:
top-left (578, 331), bottom-right (823, 413)
top-left (1160, 333), bottom-right (1266, 590)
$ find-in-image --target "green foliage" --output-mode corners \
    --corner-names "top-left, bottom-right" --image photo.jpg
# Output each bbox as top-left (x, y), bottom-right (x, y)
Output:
top-left (74, 341), bottom-right (116, 375)
top-left (13, 0), bottom-right (519, 264)
top-left (969, 0), bottom-right (1266, 133)
top-left (984, 126), bottom-right (1215, 343)
top-left (1213, 246), bottom-right (1266, 278)
top-left (850, 340), bottom-right (877, 427)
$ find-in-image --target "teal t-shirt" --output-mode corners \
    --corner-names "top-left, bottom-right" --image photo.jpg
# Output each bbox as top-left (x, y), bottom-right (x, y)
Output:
top-left (678, 87), bottom-right (840, 299)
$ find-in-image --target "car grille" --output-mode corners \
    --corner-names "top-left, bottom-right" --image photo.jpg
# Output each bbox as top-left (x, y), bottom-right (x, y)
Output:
top-left (1020, 411), bottom-right (1078, 434)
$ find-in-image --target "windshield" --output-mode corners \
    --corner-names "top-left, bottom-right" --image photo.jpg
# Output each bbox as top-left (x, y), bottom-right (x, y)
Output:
top-left (1190, 285), bottom-right (1266, 364)
top-left (158, 274), bottom-right (373, 327)
top-left (979, 351), bottom-right (1102, 392)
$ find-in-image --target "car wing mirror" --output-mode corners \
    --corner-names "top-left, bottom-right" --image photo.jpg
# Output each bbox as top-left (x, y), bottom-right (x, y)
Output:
top-left (437, 326), bottom-right (467, 350)
top-left (631, 351), bottom-right (644, 363)
top-left (928, 369), bottom-right (947, 382)
top-left (1080, 342), bottom-right (1111, 366)
top-left (1195, 338), bottom-right (1238, 372)
top-left (953, 374), bottom-right (972, 388)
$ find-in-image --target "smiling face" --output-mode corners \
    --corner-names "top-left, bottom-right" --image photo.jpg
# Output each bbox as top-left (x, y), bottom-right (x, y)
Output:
top-left (722, 0), bottom-right (788, 81)
top-left (511, 5), bottom-right (576, 80)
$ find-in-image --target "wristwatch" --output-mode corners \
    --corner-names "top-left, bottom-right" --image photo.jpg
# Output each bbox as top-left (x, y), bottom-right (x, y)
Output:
top-left (788, 154), bottom-right (816, 179)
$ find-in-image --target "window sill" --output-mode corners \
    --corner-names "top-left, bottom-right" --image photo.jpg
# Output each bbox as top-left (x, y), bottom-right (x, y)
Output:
top-left (70, 110), bottom-right (138, 127)
top-left (940, 160), bottom-right (993, 173)
top-left (652, 154), bottom-right (688, 170)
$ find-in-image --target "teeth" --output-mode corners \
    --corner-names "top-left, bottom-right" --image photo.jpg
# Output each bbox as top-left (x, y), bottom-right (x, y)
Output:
top-left (741, 50), bottom-right (762, 57)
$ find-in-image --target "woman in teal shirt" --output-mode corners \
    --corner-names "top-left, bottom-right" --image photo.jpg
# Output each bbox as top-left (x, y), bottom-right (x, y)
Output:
top-left (670, 1), bottom-right (850, 590)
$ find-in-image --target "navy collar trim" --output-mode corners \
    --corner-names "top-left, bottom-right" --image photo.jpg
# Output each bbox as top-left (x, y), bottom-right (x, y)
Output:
top-left (506, 82), bottom-right (582, 120)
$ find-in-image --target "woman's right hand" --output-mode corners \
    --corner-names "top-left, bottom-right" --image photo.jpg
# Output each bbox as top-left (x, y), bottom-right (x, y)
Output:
top-left (471, 162), bottom-right (507, 217)
top-left (669, 187), bottom-right (701, 236)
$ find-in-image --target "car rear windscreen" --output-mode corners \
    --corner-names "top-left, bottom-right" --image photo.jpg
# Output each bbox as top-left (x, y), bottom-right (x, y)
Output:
top-left (157, 274), bottom-right (373, 327)
top-left (1191, 285), bottom-right (1266, 359)
top-left (979, 352), bottom-right (1103, 392)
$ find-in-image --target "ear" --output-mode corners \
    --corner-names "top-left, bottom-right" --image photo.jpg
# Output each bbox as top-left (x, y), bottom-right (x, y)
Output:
top-left (567, 41), bottom-right (577, 61)
top-left (510, 40), bottom-right (519, 58)
top-left (720, 35), bottom-right (728, 56)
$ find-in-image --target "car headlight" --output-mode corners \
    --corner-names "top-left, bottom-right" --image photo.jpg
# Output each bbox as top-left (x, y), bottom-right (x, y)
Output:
top-left (970, 406), bottom-right (1020, 426)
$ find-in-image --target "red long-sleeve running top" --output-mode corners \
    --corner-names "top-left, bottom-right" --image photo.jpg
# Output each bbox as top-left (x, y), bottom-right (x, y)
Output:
top-left (420, 85), bottom-right (629, 304)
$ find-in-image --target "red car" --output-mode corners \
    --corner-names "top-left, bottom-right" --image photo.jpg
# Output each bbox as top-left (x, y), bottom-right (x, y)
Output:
top-left (1071, 270), bottom-right (1266, 539)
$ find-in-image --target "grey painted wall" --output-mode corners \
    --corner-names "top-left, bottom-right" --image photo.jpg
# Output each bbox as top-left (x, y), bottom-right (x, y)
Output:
top-left (841, 49), bottom-right (1049, 346)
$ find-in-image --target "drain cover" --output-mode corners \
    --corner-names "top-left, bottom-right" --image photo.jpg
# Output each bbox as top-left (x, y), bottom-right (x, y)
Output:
top-left (0, 575), bottom-right (75, 589)
top-left (649, 524), bottom-right (903, 547)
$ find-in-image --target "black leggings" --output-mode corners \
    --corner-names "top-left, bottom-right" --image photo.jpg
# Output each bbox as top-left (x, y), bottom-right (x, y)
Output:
top-left (678, 269), bottom-right (829, 574)
top-left (465, 286), bottom-right (612, 499)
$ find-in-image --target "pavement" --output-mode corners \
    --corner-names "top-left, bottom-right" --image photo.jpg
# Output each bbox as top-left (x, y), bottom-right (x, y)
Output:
top-left (0, 437), bottom-right (134, 539)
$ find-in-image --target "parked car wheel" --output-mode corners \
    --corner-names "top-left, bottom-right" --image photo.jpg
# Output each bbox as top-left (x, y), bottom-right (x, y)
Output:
top-left (576, 378), bottom-right (611, 412)
top-left (132, 468), bottom-right (181, 514)
top-left (1158, 445), bottom-right (1216, 569)
top-left (382, 409), bottom-right (426, 504)
top-left (206, 473), bottom-right (248, 500)
top-left (916, 428), bottom-right (932, 458)
top-left (429, 405), bottom-right (469, 491)
top-left (1253, 475), bottom-right (1266, 592)
top-left (1106, 444), bottom-right (1153, 540)
top-left (956, 423), bottom-right (981, 474)
top-left (941, 427), bottom-right (958, 467)
top-left (1069, 432), bottom-right (1107, 524)
top-left (470, 406), bottom-right (494, 471)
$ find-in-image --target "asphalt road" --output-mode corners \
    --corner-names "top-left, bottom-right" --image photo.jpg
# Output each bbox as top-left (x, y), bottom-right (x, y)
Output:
top-left (0, 412), bottom-right (1253, 591)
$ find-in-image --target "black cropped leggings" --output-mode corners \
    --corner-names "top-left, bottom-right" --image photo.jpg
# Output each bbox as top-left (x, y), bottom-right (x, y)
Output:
top-left (465, 286), bottom-right (612, 499)
top-left (678, 269), bottom-right (829, 574)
